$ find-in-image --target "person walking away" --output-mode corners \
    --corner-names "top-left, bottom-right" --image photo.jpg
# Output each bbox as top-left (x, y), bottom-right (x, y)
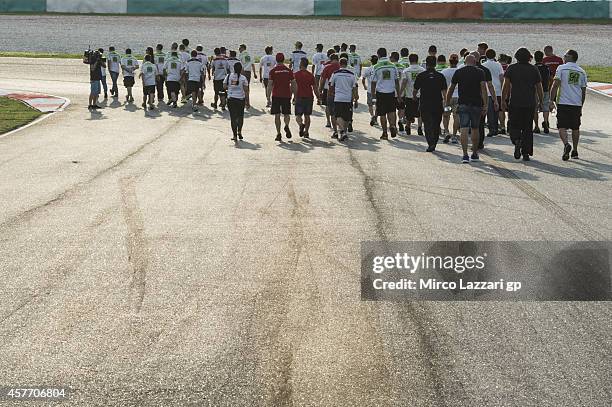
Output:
top-left (224, 62), bottom-right (250, 142)
top-left (97, 48), bottom-right (108, 100)
top-left (238, 44), bottom-right (257, 83)
top-left (348, 44), bottom-right (363, 83)
top-left (164, 50), bottom-right (183, 108)
top-left (87, 49), bottom-right (102, 110)
top-left (185, 50), bottom-right (205, 112)
top-left (329, 57), bottom-right (358, 142)
top-left (294, 57), bottom-right (320, 139)
top-left (290, 42), bottom-right (307, 74)
top-left (472, 51), bottom-right (498, 149)
top-left (260, 46), bottom-right (276, 108)
top-left (312, 44), bottom-right (328, 96)
top-left (211, 48), bottom-right (229, 110)
top-left (195, 45), bottom-right (210, 106)
top-left (140, 54), bottom-right (158, 111)
top-left (414, 56), bottom-right (447, 152)
top-left (549, 49), bottom-right (587, 161)
top-left (482, 49), bottom-right (504, 137)
top-left (533, 50), bottom-right (551, 134)
top-left (319, 53), bottom-right (341, 138)
top-left (120, 49), bottom-right (139, 103)
top-left (268, 53), bottom-right (297, 141)
top-left (372, 48), bottom-right (400, 140)
top-left (501, 47), bottom-right (543, 161)
top-left (436, 55), bottom-right (448, 72)
top-left (445, 55), bottom-right (488, 163)
top-left (399, 53), bottom-right (425, 136)
top-left (441, 54), bottom-right (460, 143)
top-left (362, 55), bottom-right (378, 127)
top-left (154, 44), bottom-right (166, 102)
top-left (107, 46), bottom-right (121, 98)
top-left (179, 44), bottom-right (190, 102)
top-left (543, 45), bottom-right (563, 86)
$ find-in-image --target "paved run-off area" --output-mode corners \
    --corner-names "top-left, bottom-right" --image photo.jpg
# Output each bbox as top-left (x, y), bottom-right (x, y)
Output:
top-left (0, 58), bottom-right (611, 406)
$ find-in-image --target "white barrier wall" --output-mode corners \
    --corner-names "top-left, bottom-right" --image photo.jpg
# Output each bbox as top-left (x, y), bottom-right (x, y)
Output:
top-left (46, 0), bottom-right (128, 14)
top-left (228, 0), bottom-right (315, 15)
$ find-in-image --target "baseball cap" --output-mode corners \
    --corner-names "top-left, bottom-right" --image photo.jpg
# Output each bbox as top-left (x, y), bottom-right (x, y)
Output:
top-left (276, 53), bottom-right (285, 63)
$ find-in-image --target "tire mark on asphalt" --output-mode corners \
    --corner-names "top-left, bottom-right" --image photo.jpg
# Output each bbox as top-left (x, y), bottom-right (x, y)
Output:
top-left (119, 176), bottom-right (148, 313)
top-left (0, 119), bottom-right (183, 231)
top-left (482, 155), bottom-right (605, 241)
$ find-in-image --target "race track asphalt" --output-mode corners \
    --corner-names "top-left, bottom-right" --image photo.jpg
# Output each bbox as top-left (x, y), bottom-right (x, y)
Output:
top-left (0, 58), bottom-right (611, 406)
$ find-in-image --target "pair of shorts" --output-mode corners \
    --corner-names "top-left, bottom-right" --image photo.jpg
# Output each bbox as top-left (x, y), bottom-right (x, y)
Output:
top-left (556, 104), bottom-right (582, 130)
top-left (214, 79), bottom-right (227, 96)
top-left (123, 76), bottom-right (135, 88)
top-left (405, 97), bottom-right (420, 119)
top-left (295, 97), bottom-right (314, 116)
top-left (166, 81), bottom-right (180, 95)
top-left (326, 95), bottom-right (335, 115)
top-left (457, 104), bottom-right (483, 129)
top-left (187, 80), bottom-right (201, 94)
top-left (271, 97), bottom-right (291, 115)
top-left (143, 85), bottom-right (156, 96)
top-left (334, 102), bottom-right (353, 122)
top-left (538, 91), bottom-right (551, 113)
top-left (445, 97), bottom-right (459, 115)
top-left (375, 92), bottom-right (397, 116)
top-left (90, 80), bottom-right (101, 95)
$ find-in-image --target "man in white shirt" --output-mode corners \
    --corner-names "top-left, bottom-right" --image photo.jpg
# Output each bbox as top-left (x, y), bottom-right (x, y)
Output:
top-left (549, 49), bottom-right (588, 161)
top-left (97, 48), bottom-right (108, 100)
top-left (164, 50), bottom-right (183, 108)
top-left (441, 54), bottom-right (460, 143)
top-left (238, 44), bottom-right (257, 83)
top-left (399, 53), bottom-right (425, 136)
top-left (259, 46), bottom-right (276, 108)
top-left (330, 58), bottom-right (358, 141)
top-left (348, 44), bottom-right (362, 82)
top-left (226, 50), bottom-right (240, 74)
top-left (290, 41), bottom-right (307, 74)
top-left (361, 54), bottom-right (378, 127)
top-left (482, 49), bottom-right (504, 137)
top-left (154, 44), bottom-right (166, 102)
top-left (211, 47), bottom-right (229, 110)
top-left (311, 43), bottom-right (328, 93)
top-left (140, 54), bottom-right (158, 111)
top-left (186, 50), bottom-right (205, 112)
top-left (195, 45), bottom-right (210, 106)
top-left (107, 46), bottom-right (122, 98)
top-left (371, 48), bottom-right (400, 140)
top-left (120, 48), bottom-right (139, 103)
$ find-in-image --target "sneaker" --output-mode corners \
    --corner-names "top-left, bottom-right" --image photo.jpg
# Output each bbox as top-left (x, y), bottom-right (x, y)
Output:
top-left (339, 132), bottom-right (348, 142)
top-left (380, 132), bottom-right (388, 140)
top-left (443, 135), bottom-right (451, 144)
top-left (406, 126), bottom-right (411, 135)
top-left (370, 117), bottom-right (377, 127)
top-left (486, 133), bottom-right (495, 137)
top-left (325, 123), bottom-right (331, 128)
top-left (417, 127), bottom-right (423, 136)
top-left (347, 122), bottom-right (353, 133)
top-left (129, 96), bottom-right (134, 102)
top-left (92, 105), bottom-right (102, 109)
top-left (451, 135), bottom-right (458, 144)
top-left (562, 143), bottom-right (572, 161)
top-left (523, 155), bottom-right (530, 161)
top-left (87, 105), bottom-right (92, 110)
top-left (462, 154), bottom-right (470, 164)
top-left (533, 127), bottom-right (541, 134)
top-left (571, 150), bottom-right (579, 160)
top-left (221, 106), bottom-right (226, 111)
top-left (148, 104), bottom-right (155, 110)
top-left (266, 101), bottom-right (271, 108)
top-left (299, 124), bottom-right (305, 138)
top-left (426, 146), bottom-right (435, 152)
top-left (470, 153), bottom-right (480, 161)
top-left (275, 134), bottom-right (282, 141)
top-left (238, 134), bottom-right (244, 140)
top-left (104, 93), bottom-right (108, 99)
top-left (284, 125), bottom-right (292, 139)
top-left (543, 121), bottom-right (550, 134)
top-left (331, 131), bottom-right (339, 139)
top-left (514, 143), bottom-right (522, 160)
top-left (193, 106), bottom-right (198, 112)
top-left (167, 100), bottom-right (173, 106)
top-left (142, 102), bottom-right (147, 108)
top-left (499, 128), bottom-right (506, 135)
top-left (303, 132), bottom-right (310, 139)
top-left (172, 102), bottom-right (178, 108)
top-left (390, 127), bottom-right (398, 138)
top-left (398, 122), bottom-right (404, 133)
top-left (231, 136), bottom-right (237, 142)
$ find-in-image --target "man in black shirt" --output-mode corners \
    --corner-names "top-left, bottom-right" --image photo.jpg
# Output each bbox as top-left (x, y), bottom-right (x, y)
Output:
top-left (446, 54), bottom-right (488, 163)
top-left (502, 47), bottom-right (544, 161)
top-left (472, 51), bottom-right (498, 149)
top-left (414, 56), bottom-right (447, 152)
top-left (533, 50), bottom-right (551, 133)
top-left (88, 50), bottom-right (102, 110)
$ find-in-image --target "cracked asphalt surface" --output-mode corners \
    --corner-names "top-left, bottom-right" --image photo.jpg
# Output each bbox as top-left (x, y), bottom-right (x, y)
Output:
top-left (0, 57), bottom-right (611, 406)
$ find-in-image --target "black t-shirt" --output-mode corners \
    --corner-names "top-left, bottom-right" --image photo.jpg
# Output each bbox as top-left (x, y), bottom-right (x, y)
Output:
top-left (504, 62), bottom-right (542, 108)
top-left (89, 53), bottom-right (102, 81)
top-left (452, 66), bottom-right (486, 107)
top-left (535, 63), bottom-right (550, 91)
top-left (414, 69), bottom-right (447, 111)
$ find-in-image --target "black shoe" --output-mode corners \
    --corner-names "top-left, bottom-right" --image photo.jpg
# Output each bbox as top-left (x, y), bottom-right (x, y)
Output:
top-left (486, 133), bottom-right (495, 137)
top-left (231, 136), bottom-right (237, 142)
top-left (221, 106), bottom-right (226, 111)
top-left (426, 146), bottom-right (435, 152)
top-left (299, 124), bottom-right (305, 138)
top-left (390, 127), bottom-right (398, 138)
top-left (534, 127), bottom-right (541, 134)
top-left (523, 155), bottom-right (530, 161)
top-left (92, 105), bottom-right (102, 109)
top-left (348, 123), bottom-right (353, 133)
top-left (543, 121), bottom-right (550, 134)
top-left (417, 127), bottom-right (423, 136)
top-left (303, 132), bottom-right (310, 139)
top-left (398, 122), bottom-right (404, 133)
top-left (104, 93), bottom-right (108, 99)
top-left (443, 135), bottom-right (451, 144)
top-left (339, 132), bottom-right (348, 142)
top-left (406, 126), bottom-right (411, 135)
top-left (238, 134), bottom-right (244, 140)
top-left (571, 150), bottom-right (579, 160)
top-left (284, 125), bottom-right (292, 139)
top-left (514, 143), bottom-right (522, 160)
top-left (211, 103), bottom-right (217, 109)
top-left (470, 152), bottom-right (480, 161)
top-left (331, 131), bottom-right (338, 139)
top-left (370, 117), bottom-right (377, 127)
top-left (380, 132), bottom-right (388, 140)
top-left (562, 143), bottom-right (572, 161)
top-left (325, 123), bottom-right (331, 128)
top-left (275, 134), bottom-right (282, 142)
top-left (172, 102), bottom-right (178, 108)
top-left (498, 128), bottom-right (506, 135)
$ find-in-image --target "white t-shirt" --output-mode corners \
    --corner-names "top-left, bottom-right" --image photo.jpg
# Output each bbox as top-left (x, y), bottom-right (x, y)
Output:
top-left (154, 52), bottom-right (166, 75)
top-left (401, 64), bottom-right (425, 97)
top-left (349, 53), bottom-right (362, 77)
top-left (100, 55), bottom-right (106, 77)
top-left (120, 56), bottom-right (139, 77)
top-left (141, 62), bottom-right (157, 86)
top-left (372, 58), bottom-right (399, 94)
top-left (107, 52), bottom-right (121, 73)
top-left (259, 55), bottom-right (277, 79)
top-left (441, 66), bottom-right (459, 98)
top-left (330, 68), bottom-right (357, 103)
top-left (239, 51), bottom-right (254, 72)
top-left (290, 50), bottom-right (308, 73)
top-left (226, 58), bottom-right (240, 74)
top-left (362, 66), bottom-right (374, 94)
top-left (555, 62), bottom-right (587, 106)
top-left (312, 52), bottom-right (328, 76)
top-left (164, 57), bottom-right (183, 82)
top-left (212, 57), bottom-right (229, 81)
top-left (186, 59), bottom-right (204, 82)
top-left (482, 59), bottom-right (504, 96)
top-left (224, 73), bottom-right (248, 99)
top-left (179, 51), bottom-right (190, 65)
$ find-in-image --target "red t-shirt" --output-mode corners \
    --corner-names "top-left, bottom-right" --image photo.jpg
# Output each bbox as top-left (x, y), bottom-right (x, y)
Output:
top-left (294, 70), bottom-right (316, 99)
top-left (269, 64), bottom-right (294, 98)
top-left (543, 55), bottom-right (564, 77)
top-left (320, 62), bottom-right (340, 86)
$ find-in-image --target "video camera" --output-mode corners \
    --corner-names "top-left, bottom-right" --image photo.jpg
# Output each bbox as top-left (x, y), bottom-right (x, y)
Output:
top-left (83, 46), bottom-right (99, 65)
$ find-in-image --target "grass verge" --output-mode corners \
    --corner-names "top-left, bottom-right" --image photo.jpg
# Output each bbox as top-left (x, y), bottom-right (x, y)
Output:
top-left (0, 97), bottom-right (43, 135)
top-left (584, 66), bottom-right (612, 83)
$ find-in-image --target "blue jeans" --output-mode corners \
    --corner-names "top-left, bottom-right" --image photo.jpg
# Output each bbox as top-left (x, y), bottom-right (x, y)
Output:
top-left (457, 105), bottom-right (481, 129)
top-left (487, 96), bottom-right (499, 135)
top-left (100, 75), bottom-right (108, 95)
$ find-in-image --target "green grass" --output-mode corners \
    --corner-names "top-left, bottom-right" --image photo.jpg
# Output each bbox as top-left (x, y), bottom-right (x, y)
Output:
top-left (584, 66), bottom-right (612, 83)
top-left (0, 97), bottom-right (43, 135)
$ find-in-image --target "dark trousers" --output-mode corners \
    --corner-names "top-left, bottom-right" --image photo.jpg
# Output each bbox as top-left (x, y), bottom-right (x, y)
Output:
top-left (227, 97), bottom-right (246, 136)
top-left (110, 71), bottom-right (119, 96)
top-left (478, 114), bottom-right (486, 149)
top-left (421, 108), bottom-right (443, 148)
top-left (100, 76), bottom-right (108, 95)
top-left (156, 76), bottom-right (165, 100)
top-left (487, 96), bottom-right (499, 135)
top-left (243, 71), bottom-right (252, 83)
top-left (508, 105), bottom-right (534, 156)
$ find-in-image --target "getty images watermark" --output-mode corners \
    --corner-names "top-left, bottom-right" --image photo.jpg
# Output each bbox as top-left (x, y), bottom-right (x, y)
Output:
top-left (361, 241), bottom-right (612, 301)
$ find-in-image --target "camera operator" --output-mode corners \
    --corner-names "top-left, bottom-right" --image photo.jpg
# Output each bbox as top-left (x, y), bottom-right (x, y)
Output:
top-left (86, 49), bottom-right (103, 110)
